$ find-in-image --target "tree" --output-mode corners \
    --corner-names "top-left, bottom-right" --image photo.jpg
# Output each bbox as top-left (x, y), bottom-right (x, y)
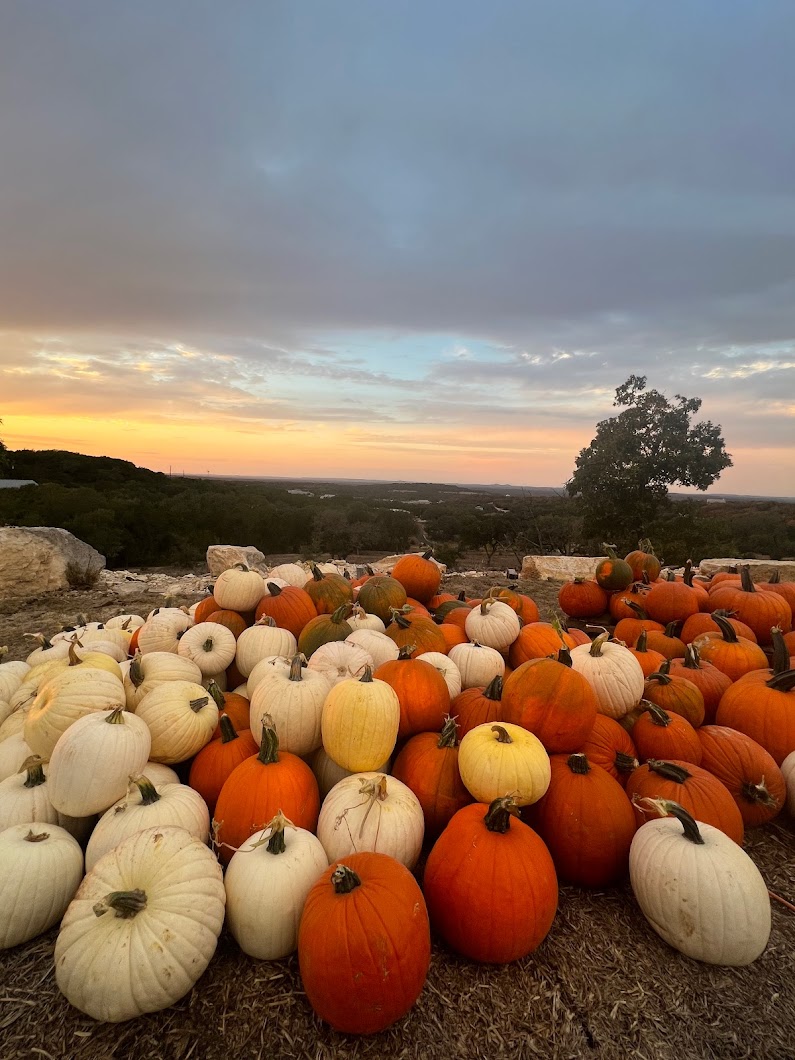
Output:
top-left (0, 420), bottom-right (10, 477)
top-left (566, 376), bottom-right (732, 549)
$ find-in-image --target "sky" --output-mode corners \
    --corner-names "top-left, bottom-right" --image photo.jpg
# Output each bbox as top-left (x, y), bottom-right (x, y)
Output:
top-left (1, 1), bottom-right (794, 494)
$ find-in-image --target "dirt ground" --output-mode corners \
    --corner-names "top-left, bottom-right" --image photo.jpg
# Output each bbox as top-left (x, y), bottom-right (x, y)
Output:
top-left (1, 570), bottom-right (793, 1060)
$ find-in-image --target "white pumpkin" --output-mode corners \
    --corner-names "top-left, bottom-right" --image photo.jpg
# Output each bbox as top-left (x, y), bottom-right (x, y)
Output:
top-left (448, 641), bottom-right (505, 689)
top-left (55, 825), bottom-right (225, 1022)
top-left (249, 655), bottom-right (331, 753)
top-left (79, 627), bottom-right (133, 655)
top-left (307, 641), bottom-right (373, 688)
top-left (0, 822), bottom-right (84, 949)
top-left (213, 565), bottom-right (266, 612)
top-left (178, 621), bottom-right (237, 676)
top-left (140, 761), bottom-right (180, 787)
top-left (629, 798), bottom-right (771, 965)
top-left (346, 629), bottom-right (398, 669)
top-left (85, 776), bottom-right (210, 872)
top-left (48, 707), bottom-right (152, 817)
top-left (0, 756), bottom-right (60, 831)
top-left (235, 618), bottom-right (297, 677)
top-left (246, 654), bottom-right (293, 697)
top-left (24, 634), bottom-right (73, 666)
top-left (202, 669), bottom-right (228, 692)
top-left (24, 667), bottom-right (127, 759)
top-left (224, 811), bottom-right (328, 960)
top-left (781, 750), bottom-right (795, 817)
top-left (0, 732), bottom-right (35, 782)
top-left (317, 772), bottom-right (424, 869)
top-left (268, 562), bottom-right (311, 587)
top-left (417, 651), bottom-right (462, 699)
top-left (570, 631), bottom-right (645, 719)
top-left (135, 681), bottom-right (219, 764)
top-left (123, 650), bottom-right (203, 710)
top-left (0, 698), bottom-right (12, 728)
top-left (306, 746), bottom-right (393, 801)
top-left (464, 599), bottom-right (521, 651)
top-left (0, 659), bottom-right (30, 701)
top-left (346, 605), bottom-right (386, 633)
top-left (137, 609), bottom-right (192, 655)
top-left (103, 613), bottom-right (145, 632)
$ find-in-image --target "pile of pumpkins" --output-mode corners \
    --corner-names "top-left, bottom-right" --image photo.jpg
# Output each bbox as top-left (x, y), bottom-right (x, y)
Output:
top-left (0, 545), bottom-right (794, 1033)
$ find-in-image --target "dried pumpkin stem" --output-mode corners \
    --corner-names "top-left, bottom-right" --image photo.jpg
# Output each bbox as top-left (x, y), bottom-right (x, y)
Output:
top-left (94, 889), bottom-right (148, 919)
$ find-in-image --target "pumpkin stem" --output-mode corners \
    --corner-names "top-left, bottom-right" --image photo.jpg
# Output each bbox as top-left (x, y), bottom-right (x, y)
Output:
top-left (189, 695), bottom-right (210, 714)
top-left (437, 715), bottom-right (459, 749)
top-left (104, 707), bottom-right (126, 725)
top-left (646, 670), bottom-right (672, 686)
top-left (711, 613), bottom-right (739, 643)
top-left (206, 680), bottom-right (225, 710)
top-left (484, 796), bottom-right (520, 833)
top-left (67, 640), bottom-right (82, 667)
top-left (557, 646), bottom-right (573, 668)
top-left (663, 621), bottom-right (681, 638)
top-left (682, 644), bottom-right (701, 670)
top-left (739, 565), bottom-right (756, 594)
top-left (633, 796), bottom-right (705, 845)
top-left (397, 644), bottom-right (416, 659)
top-left (129, 650), bottom-right (144, 688)
top-left (615, 751), bottom-right (639, 775)
top-left (331, 864), bottom-right (362, 894)
top-left (265, 811), bottom-right (291, 855)
top-left (641, 701), bottom-right (671, 727)
top-left (635, 629), bottom-right (649, 653)
top-left (491, 724), bottom-right (513, 744)
top-left (130, 774), bottom-right (161, 805)
top-left (740, 779), bottom-right (778, 809)
top-left (289, 653), bottom-right (306, 681)
top-left (483, 674), bottom-right (503, 700)
top-left (311, 565), bottom-right (324, 582)
top-left (219, 714), bottom-right (239, 743)
top-left (624, 600), bottom-right (651, 620)
top-left (766, 667), bottom-right (795, 693)
top-left (257, 717), bottom-right (280, 765)
top-left (93, 889), bottom-right (148, 919)
top-left (359, 665), bottom-right (374, 684)
top-left (330, 603), bottom-right (353, 625)
top-left (202, 637), bottom-right (215, 653)
top-left (20, 756), bottom-right (45, 788)
top-left (769, 628), bottom-right (789, 677)
top-left (588, 630), bottom-right (611, 657)
top-left (266, 581), bottom-right (283, 596)
top-left (567, 752), bottom-right (590, 775)
top-left (648, 759), bottom-right (692, 783)
top-left (390, 609), bottom-right (412, 630)
top-left (23, 829), bottom-right (50, 843)
top-left (24, 632), bottom-right (53, 650)
top-left (255, 615), bottom-right (277, 628)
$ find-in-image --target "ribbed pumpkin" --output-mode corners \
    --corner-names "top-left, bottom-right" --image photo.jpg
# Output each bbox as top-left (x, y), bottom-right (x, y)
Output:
top-left (235, 617), bottom-right (298, 677)
top-left (451, 675), bottom-right (505, 737)
top-left (298, 853), bottom-right (431, 1035)
top-left (447, 641), bottom-right (505, 689)
top-left (643, 623), bottom-right (687, 660)
top-left (372, 651), bottom-right (450, 741)
top-left (609, 582), bottom-right (652, 622)
top-left (213, 564), bottom-right (266, 612)
top-left (213, 719), bottom-right (320, 865)
top-left (693, 614), bottom-right (769, 681)
top-left (501, 650), bottom-right (598, 753)
top-left (666, 645), bottom-right (732, 724)
top-left (204, 609), bottom-right (248, 640)
top-left (762, 570), bottom-right (795, 614)
top-left (302, 566), bottom-right (354, 616)
top-left (577, 715), bottom-right (639, 787)
top-left (680, 609), bottom-right (757, 646)
top-left (643, 572), bottom-right (700, 625)
top-left (384, 609), bottom-right (447, 657)
top-left (631, 703), bottom-right (702, 765)
top-left (624, 629), bottom-right (667, 678)
top-left (643, 669), bottom-right (705, 728)
top-left (530, 753), bottom-right (636, 886)
top-left (321, 667), bottom-right (400, 771)
top-left (297, 604), bottom-right (353, 659)
top-left (625, 759), bottom-right (744, 844)
top-left (483, 587), bottom-right (540, 625)
top-left (558, 578), bottom-right (609, 619)
top-left (423, 796), bottom-right (558, 964)
top-left (317, 773), bottom-right (424, 869)
top-left (613, 603), bottom-right (665, 647)
top-left (356, 575), bottom-right (408, 623)
top-left (390, 551), bottom-right (441, 604)
top-left (188, 715), bottom-right (258, 816)
top-left (624, 540), bottom-right (662, 582)
top-left (464, 599), bottom-right (521, 652)
top-left (696, 725), bottom-right (785, 827)
top-left (458, 722), bottom-right (551, 807)
top-left (508, 621), bottom-right (576, 668)
top-left (391, 716), bottom-right (473, 837)
top-left (135, 680), bottom-right (219, 764)
top-left (255, 582), bottom-right (317, 638)
top-left (708, 565), bottom-right (792, 645)
top-left (193, 593), bottom-right (220, 624)
top-left (569, 632), bottom-right (645, 720)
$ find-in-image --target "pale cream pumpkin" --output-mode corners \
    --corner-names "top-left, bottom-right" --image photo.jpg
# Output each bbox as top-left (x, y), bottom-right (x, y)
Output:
top-left (55, 825), bottom-right (225, 1022)
top-left (346, 605), bottom-right (386, 633)
top-left (137, 609), bottom-right (192, 655)
top-left (317, 772), bottom-right (424, 868)
top-left (135, 680), bottom-right (219, 763)
top-left (0, 823), bottom-right (84, 950)
top-left (0, 732), bottom-right (34, 783)
top-left (267, 562), bottom-right (309, 587)
top-left (224, 811), bottom-right (328, 960)
top-left (249, 654), bottom-right (331, 754)
top-left (78, 627), bottom-right (133, 655)
top-left (321, 668), bottom-right (400, 772)
top-left (307, 747), bottom-right (390, 800)
top-left (457, 722), bottom-right (551, 806)
top-left (246, 654), bottom-right (293, 697)
top-left (0, 698), bottom-right (12, 728)
top-left (24, 666), bottom-right (127, 759)
top-left (448, 641), bottom-right (505, 689)
top-left (123, 650), bottom-right (203, 710)
top-left (85, 775), bottom-right (210, 872)
top-left (570, 632), bottom-right (645, 719)
top-left (0, 659), bottom-right (30, 701)
top-left (345, 628), bottom-right (398, 668)
top-left (235, 618), bottom-right (297, 677)
top-left (416, 651), bottom-right (462, 699)
top-left (214, 564), bottom-right (266, 612)
top-left (178, 621), bottom-right (237, 675)
top-left (24, 635), bottom-right (73, 667)
top-left (307, 640), bottom-right (373, 687)
top-left (629, 799), bottom-right (771, 965)
top-left (103, 613), bottom-right (145, 632)
top-left (464, 599), bottom-right (521, 651)
top-left (48, 708), bottom-right (152, 817)
top-left (141, 761), bottom-right (180, 787)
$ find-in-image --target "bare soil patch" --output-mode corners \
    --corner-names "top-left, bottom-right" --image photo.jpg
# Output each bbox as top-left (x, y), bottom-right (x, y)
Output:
top-left (1, 570), bottom-right (793, 1060)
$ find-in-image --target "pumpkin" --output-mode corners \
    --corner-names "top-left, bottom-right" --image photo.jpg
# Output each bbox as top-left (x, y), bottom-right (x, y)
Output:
top-left (135, 680), bottom-right (219, 764)
top-left (56, 826), bottom-right (225, 1022)
top-left (346, 605), bottom-right (387, 633)
top-left (693, 613), bottom-right (769, 681)
top-left (762, 569), bottom-right (795, 614)
top-left (384, 609), bottom-right (447, 657)
top-left (317, 772), bottom-right (424, 869)
top-left (235, 617), bottom-right (297, 677)
top-left (595, 546), bottom-right (634, 591)
top-left (346, 628), bottom-right (399, 669)
top-left (303, 565), bottom-right (354, 615)
top-left (557, 578), bottom-right (609, 619)
top-left (188, 715), bottom-right (259, 816)
top-left (696, 725), bottom-right (785, 827)
top-left (176, 621), bottom-right (236, 676)
top-left (356, 575), bottom-right (408, 622)
top-left (203, 608), bottom-right (248, 640)
top-left (213, 719), bottom-right (320, 864)
top-left (643, 571), bottom-right (700, 625)
top-left (782, 750), bottom-right (795, 816)
top-left (507, 620), bottom-right (576, 668)
top-left (708, 565), bottom-right (792, 645)
top-left (297, 604), bottom-right (354, 659)
top-left (136, 608), bottom-right (192, 655)
top-left (298, 852), bottom-right (431, 1034)
top-left (47, 707), bottom-right (152, 817)
top-left (624, 629), bottom-right (667, 678)
top-left (321, 667), bottom-right (400, 771)
top-left (613, 604), bottom-right (664, 648)
top-left (666, 645), bottom-right (733, 724)
top-left (422, 796), bottom-right (558, 963)
top-left (372, 651), bottom-right (450, 741)
top-left (416, 651), bottom-right (462, 699)
top-left (390, 550), bottom-right (441, 603)
top-left (0, 659), bottom-right (30, 702)
top-left (392, 716), bottom-right (473, 837)
top-left (123, 650), bottom-right (203, 711)
top-left (24, 666), bottom-right (127, 759)
top-left (0, 732), bottom-right (32, 783)
top-left (609, 582), bottom-right (652, 622)
top-left (458, 722), bottom-right (551, 807)
top-left (269, 562), bottom-right (312, 587)
top-left (530, 753), bottom-right (636, 886)
top-left (192, 593), bottom-right (221, 624)
top-left (464, 599), bottom-right (521, 652)
top-left (631, 703), bottom-right (702, 766)
top-left (141, 762), bottom-right (180, 787)
top-left (501, 650), bottom-right (598, 753)
top-left (680, 609), bottom-right (757, 645)
top-left (569, 632), bottom-right (644, 720)
top-left (225, 811), bottom-right (328, 960)
top-left (448, 641), bottom-right (505, 689)
top-left (307, 640), bottom-right (373, 687)
top-left (255, 582), bottom-right (317, 638)
top-left (0, 822), bottom-right (84, 950)
top-left (629, 799), bottom-right (770, 965)
top-left (624, 539), bottom-right (662, 582)
top-left (451, 675), bottom-right (504, 737)
top-left (640, 622), bottom-right (686, 660)
top-left (249, 653), bottom-right (330, 754)
top-left (643, 669), bottom-right (705, 728)
top-left (213, 564), bottom-right (266, 612)
top-left (85, 774), bottom-right (210, 871)
top-left (577, 715), bottom-right (639, 786)
top-left (210, 685), bottom-right (252, 738)
top-left (625, 759), bottom-right (744, 844)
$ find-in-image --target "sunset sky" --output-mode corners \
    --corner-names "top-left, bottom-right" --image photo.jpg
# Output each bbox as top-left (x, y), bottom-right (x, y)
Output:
top-left (1, 2), bottom-right (794, 494)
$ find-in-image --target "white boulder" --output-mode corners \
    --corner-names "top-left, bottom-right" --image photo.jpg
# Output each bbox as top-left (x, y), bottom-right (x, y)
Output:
top-left (0, 527), bottom-right (105, 598)
top-left (521, 555), bottom-right (606, 581)
top-left (206, 544), bottom-right (268, 577)
top-left (698, 558), bottom-right (795, 582)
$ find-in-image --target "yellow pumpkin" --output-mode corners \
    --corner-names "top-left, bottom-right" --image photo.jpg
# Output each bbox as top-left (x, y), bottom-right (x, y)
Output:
top-left (321, 667), bottom-right (400, 772)
top-left (457, 722), bottom-right (551, 807)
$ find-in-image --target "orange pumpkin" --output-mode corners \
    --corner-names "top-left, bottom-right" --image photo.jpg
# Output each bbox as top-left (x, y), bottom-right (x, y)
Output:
top-left (642, 622), bottom-right (686, 660)
top-left (373, 650), bottom-right (450, 740)
top-left (193, 593), bottom-right (221, 624)
top-left (501, 651), bottom-right (598, 753)
top-left (624, 629), bottom-right (667, 678)
top-left (558, 578), bottom-right (609, 619)
top-left (708, 565), bottom-right (792, 645)
top-left (577, 715), bottom-right (638, 787)
top-left (692, 614), bottom-right (769, 681)
top-left (631, 703), bottom-right (702, 766)
top-left (643, 669), bottom-right (705, 728)
top-left (255, 582), bottom-right (317, 638)
top-left (391, 716), bottom-right (473, 837)
top-left (204, 608), bottom-right (248, 639)
top-left (390, 551), bottom-right (442, 604)
top-left (696, 725), bottom-right (786, 827)
top-left (507, 621), bottom-right (576, 668)
top-left (438, 622), bottom-right (468, 652)
top-left (624, 540), bottom-right (661, 582)
top-left (680, 608), bottom-right (757, 645)
top-left (450, 675), bottom-right (505, 738)
top-left (188, 715), bottom-right (258, 816)
top-left (209, 685), bottom-right (251, 739)
top-left (666, 644), bottom-right (732, 724)
top-left (625, 759), bottom-right (744, 844)
top-left (643, 572), bottom-right (700, 625)
top-left (384, 610), bottom-right (447, 657)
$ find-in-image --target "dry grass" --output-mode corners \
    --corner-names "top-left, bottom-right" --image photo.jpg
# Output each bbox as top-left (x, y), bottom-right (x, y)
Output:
top-left (1, 573), bottom-right (793, 1058)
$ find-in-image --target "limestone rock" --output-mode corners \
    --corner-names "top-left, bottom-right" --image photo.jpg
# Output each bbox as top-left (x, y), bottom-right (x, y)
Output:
top-left (206, 545), bottom-right (268, 577)
top-left (698, 558), bottom-right (795, 582)
top-left (521, 555), bottom-right (606, 581)
top-left (0, 526), bottom-right (105, 598)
